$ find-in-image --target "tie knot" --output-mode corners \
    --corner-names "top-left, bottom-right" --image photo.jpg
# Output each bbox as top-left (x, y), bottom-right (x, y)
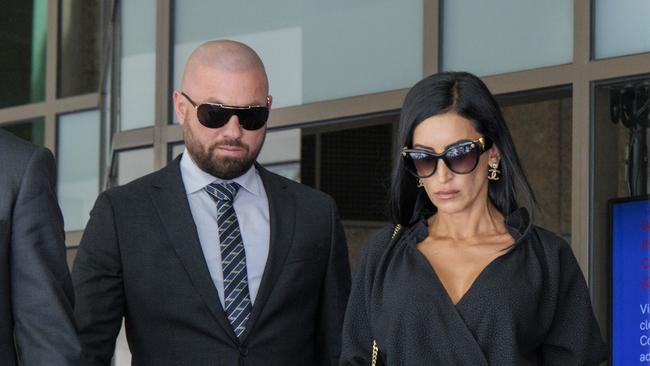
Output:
top-left (205, 182), bottom-right (240, 202)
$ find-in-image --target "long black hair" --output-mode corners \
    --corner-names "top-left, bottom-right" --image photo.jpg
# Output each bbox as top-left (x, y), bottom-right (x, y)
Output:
top-left (390, 71), bottom-right (536, 225)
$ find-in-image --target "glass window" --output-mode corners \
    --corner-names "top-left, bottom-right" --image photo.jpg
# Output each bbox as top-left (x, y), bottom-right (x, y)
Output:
top-left (593, 0), bottom-right (650, 59)
top-left (302, 122), bottom-right (395, 222)
top-left (169, 143), bottom-right (185, 161)
top-left (102, 60), bottom-right (113, 175)
top-left (258, 129), bottom-right (301, 181)
top-left (0, 0), bottom-right (47, 108)
top-left (115, 147), bottom-right (155, 186)
top-left (258, 129), bottom-right (300, 163)
top-left (300, 134), bottom-right (316, 188)
top-left (58, 0), bottom-right (103, 97)
top-left (173, 0), bottom-right (422, 111)
top-left (500, 92), bottom-right (572, 240)
top-left (57, 110), bottom-right (100, 231)
top-left (265, 161), bottom-right (300, 182)
top-left (0, 118), bottom-right (45, 146)
top-left (591, 76), bottom-right (650, 349)
top-left (300, 118), bottom-right (397, 267)
top-left (442, 0), bottom-right (573, 76)
top-left (119, 0), bottom-right (156, 130)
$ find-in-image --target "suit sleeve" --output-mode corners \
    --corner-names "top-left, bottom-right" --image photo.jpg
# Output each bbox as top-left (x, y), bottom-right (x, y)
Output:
top-left (541, 241), bottom-right (608, 365)
top-left (11, 147), bottom-right (81, 365)
top-left (72, 192), bottom-right (125, 366)
top-left (315, 198), bottom-right (351, 366)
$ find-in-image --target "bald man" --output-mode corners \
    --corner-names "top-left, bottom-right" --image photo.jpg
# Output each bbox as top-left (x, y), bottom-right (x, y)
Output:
top-left (72, 40), bottom-right (350, 366)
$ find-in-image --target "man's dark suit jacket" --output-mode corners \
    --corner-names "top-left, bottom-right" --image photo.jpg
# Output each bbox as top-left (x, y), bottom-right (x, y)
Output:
top-left (0, 129), bottom-right (81, 365)
top-left (72, 157), bottom-right (351, 365)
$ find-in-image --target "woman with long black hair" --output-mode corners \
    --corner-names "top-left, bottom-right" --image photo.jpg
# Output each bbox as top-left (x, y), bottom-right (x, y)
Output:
top-left (340, 72), bottom-right (606, 365)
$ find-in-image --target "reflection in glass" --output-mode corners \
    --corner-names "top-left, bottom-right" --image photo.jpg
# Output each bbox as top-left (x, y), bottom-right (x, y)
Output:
top-left (442, 0), bottom-right (572, 76)
top-left (592, 78), bottom-right (650, 228)
top-left (0, 0), bottom-right (47, 108)
top-left (57, 110), bottom-right (100, 231)
top-left (0, 118), bottom-right (45, 146)
top-left (318, 123), bottom-right (393, 221)
top-left (58, 0), bottom-right (103, 97)
top-left (501, 94), bottom-right (572, 239)
top-left (173, 0), bottom-right (421, 113)
top-left (102, 56), bottom-right (113, 175)
top-left (264, 161), bottom-right (300, 182)
top-left (591, 77), bottom-right (650, 347)
top-left (115, 147), bottom-right (155, 186)
top-left (119, 0), bottom-right (156, 130)
top-left (258, 129), bottom-right (300, 165)
top-left (593, 0), bottom-right (650, 59)
top-left (169, 143), bottom-right (185, 161)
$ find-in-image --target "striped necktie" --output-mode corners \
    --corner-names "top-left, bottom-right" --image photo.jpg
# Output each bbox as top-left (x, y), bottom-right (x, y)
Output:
top-left (205, 182), bottom-right (252, 338)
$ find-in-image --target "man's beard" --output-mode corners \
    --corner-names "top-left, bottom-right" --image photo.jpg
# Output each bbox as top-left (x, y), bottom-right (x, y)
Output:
top-left (183, 122), bottom-right (263, 180)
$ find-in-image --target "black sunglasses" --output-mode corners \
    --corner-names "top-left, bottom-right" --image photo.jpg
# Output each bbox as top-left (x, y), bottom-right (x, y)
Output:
top-left (181, 92), bottom-right (270, 130)
top-left (402, 137), bottom-right (493, 178)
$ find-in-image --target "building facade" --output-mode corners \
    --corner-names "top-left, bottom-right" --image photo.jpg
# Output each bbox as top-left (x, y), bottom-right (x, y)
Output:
top-left (1, 1), bottom-right (649, 364)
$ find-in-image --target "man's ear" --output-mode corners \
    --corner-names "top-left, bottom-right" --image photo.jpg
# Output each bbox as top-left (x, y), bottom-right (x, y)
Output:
top-left (173, 90), bottom-right (187, 125)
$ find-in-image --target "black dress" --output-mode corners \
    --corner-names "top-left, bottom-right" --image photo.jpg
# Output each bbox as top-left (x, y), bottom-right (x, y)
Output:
top-left (340, 208), bottom-right (607, 365)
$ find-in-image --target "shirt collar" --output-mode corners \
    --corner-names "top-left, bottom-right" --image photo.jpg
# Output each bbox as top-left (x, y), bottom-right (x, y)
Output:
top-left (180, 148), bottom-right (261, 196)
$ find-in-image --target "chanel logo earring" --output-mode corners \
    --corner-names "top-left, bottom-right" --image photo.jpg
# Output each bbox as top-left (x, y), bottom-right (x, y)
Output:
top-left (488, 161), bottom-right (500, 181)
top-left (417, 179), bottom-right (424, 188)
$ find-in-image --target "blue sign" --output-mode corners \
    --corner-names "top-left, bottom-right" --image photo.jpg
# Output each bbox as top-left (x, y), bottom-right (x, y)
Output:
top-left (612, 198), bottom-right (650, 365)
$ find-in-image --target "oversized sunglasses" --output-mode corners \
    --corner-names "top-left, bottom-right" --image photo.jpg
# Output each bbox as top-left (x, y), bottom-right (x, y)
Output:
top-left (181, 92), bottom-right (270, 130)
top-left (402, 137), bottom-right (493, 178)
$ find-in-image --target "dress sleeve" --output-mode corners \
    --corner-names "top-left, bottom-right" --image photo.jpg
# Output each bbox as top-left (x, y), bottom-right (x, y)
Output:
top-left (541, 240), bottom-right (607, 365)
top-left (339, 227), bottom-right (392, 366)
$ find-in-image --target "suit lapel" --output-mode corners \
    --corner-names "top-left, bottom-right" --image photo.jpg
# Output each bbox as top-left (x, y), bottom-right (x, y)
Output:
top-left (148, 158), bottom-right (238, 343)
top-left (240, 165), bottom-right (296, 342)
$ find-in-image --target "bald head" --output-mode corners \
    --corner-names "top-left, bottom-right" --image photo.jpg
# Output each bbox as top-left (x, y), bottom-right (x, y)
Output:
top-left (181, 40), bottom-right (267, 91)
top-left (174, 40), bottom-right (270, 180)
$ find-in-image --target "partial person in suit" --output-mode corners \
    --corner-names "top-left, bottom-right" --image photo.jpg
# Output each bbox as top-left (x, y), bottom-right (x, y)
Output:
top-left (72, 40), bottom-right (351, 366)
top-left (0, 129), bottom-right (81, 365)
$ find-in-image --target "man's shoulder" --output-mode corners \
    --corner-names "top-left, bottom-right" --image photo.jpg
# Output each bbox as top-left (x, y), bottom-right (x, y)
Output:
top-left (102, 163), bottom-right (173, 201)
top-left (0, 131), bottom-right (54, 185)
top-left (258, 166), bottom-right (333, 204)
top-left (0, 130), bottom-right (41, 163)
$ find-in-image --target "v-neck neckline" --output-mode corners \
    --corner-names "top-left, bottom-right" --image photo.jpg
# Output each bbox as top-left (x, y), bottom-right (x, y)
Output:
top-left (412, 244), bottom-right (512, 307)
top-left (405, 208), bottom-right (530, 308)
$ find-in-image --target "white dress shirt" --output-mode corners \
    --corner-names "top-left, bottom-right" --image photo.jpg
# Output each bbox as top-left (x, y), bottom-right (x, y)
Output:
top-left (180, 150), bottom-right (270, 306)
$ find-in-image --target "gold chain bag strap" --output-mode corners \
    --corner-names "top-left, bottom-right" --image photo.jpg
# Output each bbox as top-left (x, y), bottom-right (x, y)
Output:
top-left (370, 224), bottom-right (401, 366)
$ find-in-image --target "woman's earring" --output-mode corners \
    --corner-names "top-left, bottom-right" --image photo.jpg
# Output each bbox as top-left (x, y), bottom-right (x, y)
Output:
top-left (417, 179), bottom-right (424, 188)
top-left (488, 161), bottom-right (500, 181)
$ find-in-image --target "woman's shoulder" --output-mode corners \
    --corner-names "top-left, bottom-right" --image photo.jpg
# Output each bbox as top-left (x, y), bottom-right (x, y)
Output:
top-left (529, 226), bottom-right (572, 251)
top-left (357, 223), bottom-right (414, 267)
top-left (526, 225), bottom-right (581, 268)
top-left (530, 225), bottom-right (569, 246)
top-left (363, 224), bottom-right (400, 255)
